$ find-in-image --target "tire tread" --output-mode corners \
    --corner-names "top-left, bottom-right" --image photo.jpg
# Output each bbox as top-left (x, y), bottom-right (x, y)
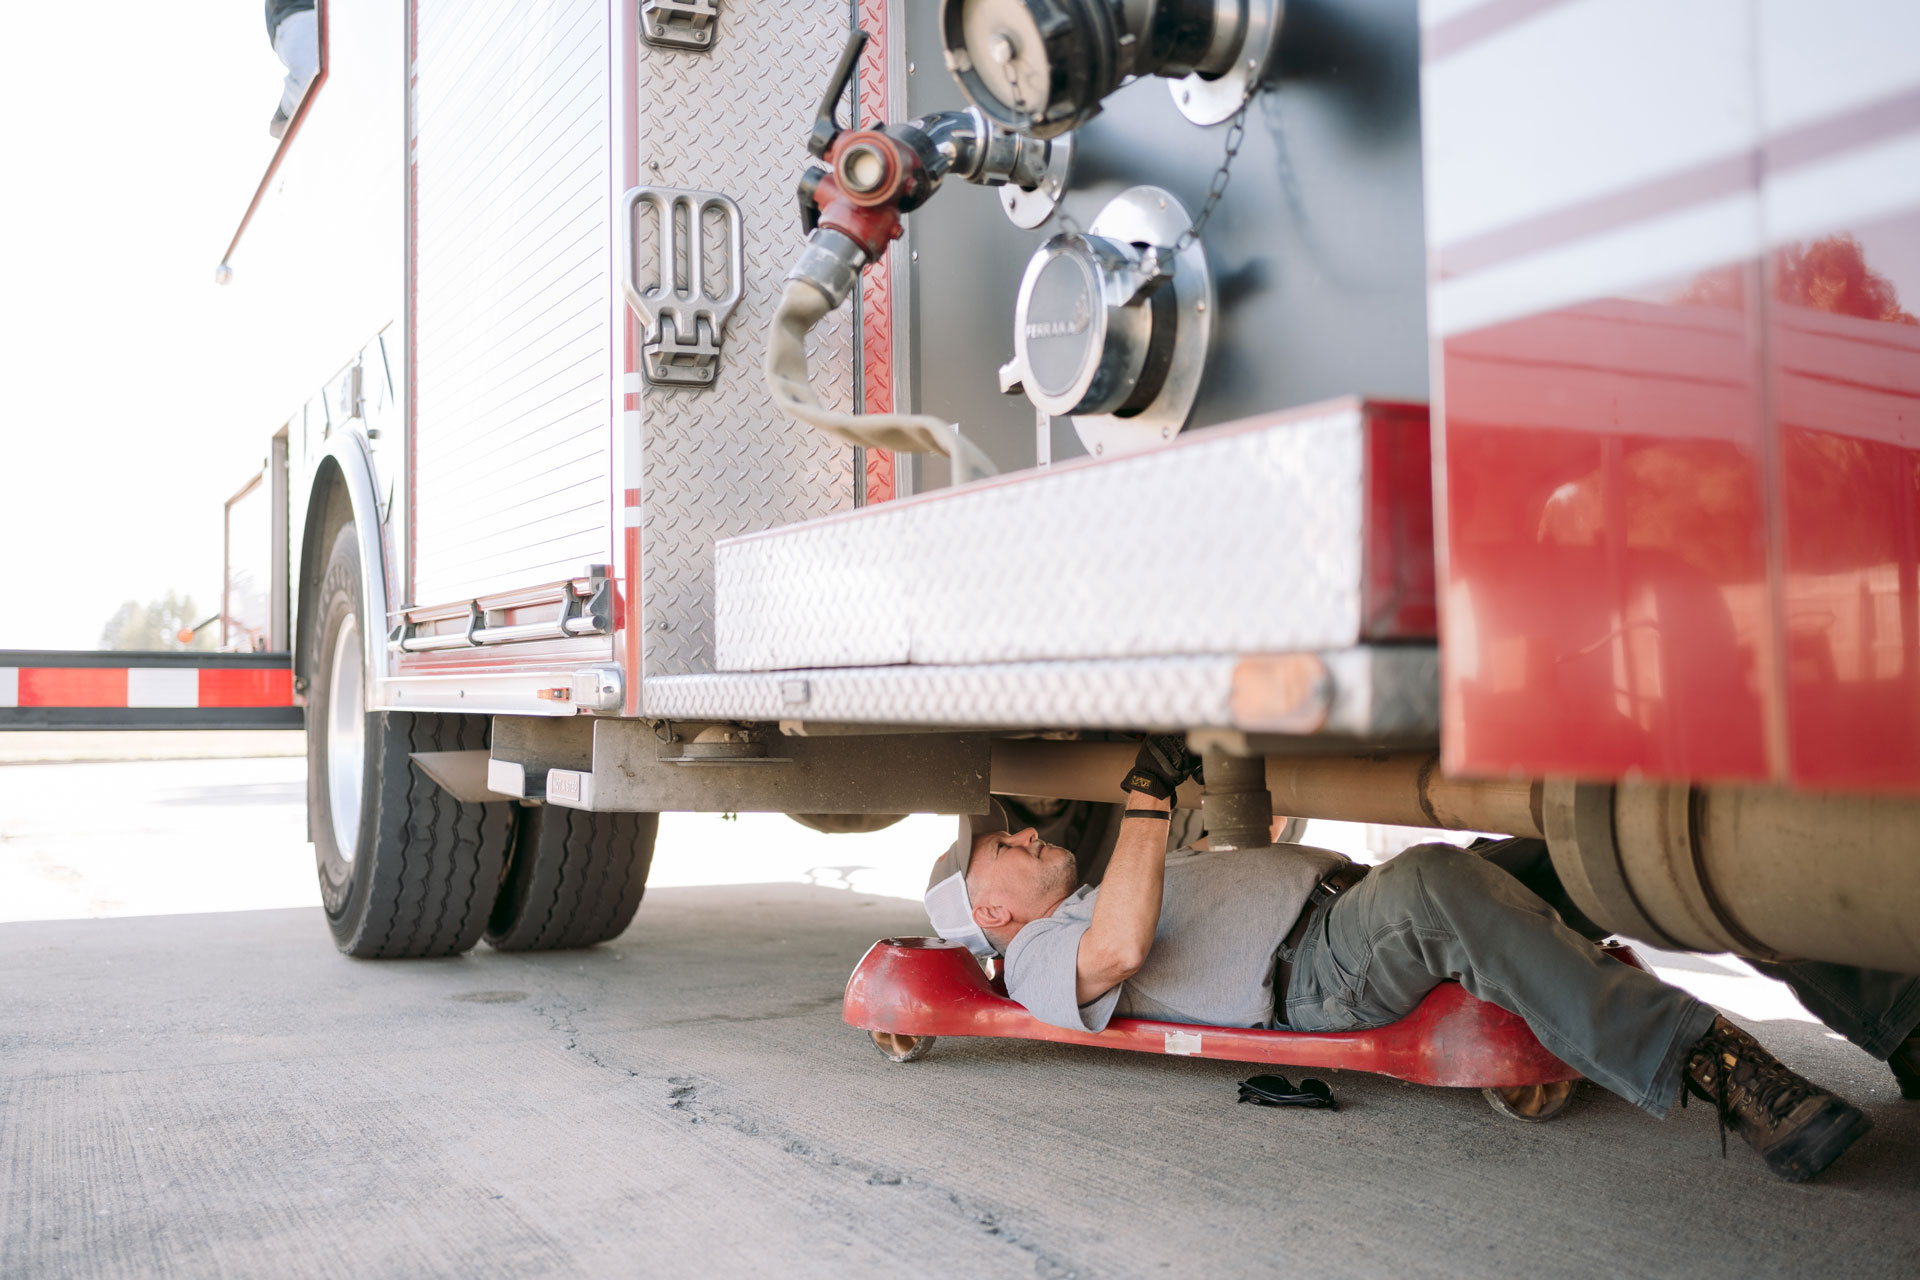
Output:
top-left (486, 807), bottom-right (657, 952)
top-left (337, 710), bottom-right (514, 958)
top-left (308, 514), bottom-right (513, 960)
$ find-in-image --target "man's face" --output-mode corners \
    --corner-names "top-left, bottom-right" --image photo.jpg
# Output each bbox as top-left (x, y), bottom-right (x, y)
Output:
top-left (966, 826), bottom-right (1078, 934)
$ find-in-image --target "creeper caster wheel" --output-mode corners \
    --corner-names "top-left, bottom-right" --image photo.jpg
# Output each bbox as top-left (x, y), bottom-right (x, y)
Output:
top-left (1483, 1080), bottom-right (1578, 1121)
top-left (870, 1030), bottom-right (935, 1062)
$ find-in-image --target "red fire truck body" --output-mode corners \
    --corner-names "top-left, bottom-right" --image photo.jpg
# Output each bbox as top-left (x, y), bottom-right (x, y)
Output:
top-left (1423, 4), bottom-right (1920, 791)
top-left (148, 0), bottom-right (1917, 973)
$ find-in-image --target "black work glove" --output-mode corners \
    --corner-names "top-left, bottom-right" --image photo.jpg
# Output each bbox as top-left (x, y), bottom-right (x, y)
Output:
top-left (1123, 734), bottom-right (1202, 802)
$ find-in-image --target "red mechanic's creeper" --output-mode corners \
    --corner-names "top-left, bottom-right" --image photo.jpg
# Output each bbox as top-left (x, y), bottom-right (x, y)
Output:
top-left (843, 935), bottom-right (1654, 1122)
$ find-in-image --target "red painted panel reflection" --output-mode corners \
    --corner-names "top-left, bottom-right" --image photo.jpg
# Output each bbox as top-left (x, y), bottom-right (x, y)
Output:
top-left (1442, 282), bottom-right (1773, 781)
top-left (1443, 226), bottom-right (1920, 790)
top-left (1770, 221), bottom-right (1920, 789)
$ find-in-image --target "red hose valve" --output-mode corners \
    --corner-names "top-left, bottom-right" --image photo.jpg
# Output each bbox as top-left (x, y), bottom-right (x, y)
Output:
top-left (809, 129), bottom-right (927, 262)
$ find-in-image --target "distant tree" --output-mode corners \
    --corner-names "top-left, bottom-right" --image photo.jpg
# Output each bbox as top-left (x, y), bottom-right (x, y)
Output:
top-left (1676, 232), bottom-right (1918, 324)
top-left (99, 591), bottom-right (215, 651)
top-left (1775, 233), bottom-right (1918, 324)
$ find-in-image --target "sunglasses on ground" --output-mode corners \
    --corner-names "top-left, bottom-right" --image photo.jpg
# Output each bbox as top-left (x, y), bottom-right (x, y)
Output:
top-left (1237, 1074), bottom-right (1337, 1110)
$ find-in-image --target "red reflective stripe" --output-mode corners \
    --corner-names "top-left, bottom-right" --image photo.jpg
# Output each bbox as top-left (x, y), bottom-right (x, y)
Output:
top-left (856, 0), bottom-right (896, 504)
top-left (11, 666), bottom-right (294, 707)
top-left (18, 668), bottom-right (129, 707)
top-left (197, 667), bottom-right (295, 708)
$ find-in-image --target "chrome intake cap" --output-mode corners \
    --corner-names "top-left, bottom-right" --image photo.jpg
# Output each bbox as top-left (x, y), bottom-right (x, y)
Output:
top-left (999, 185), bottom-right (1214, 457)
top-left (1008, 232), bottom-right (1173, 417)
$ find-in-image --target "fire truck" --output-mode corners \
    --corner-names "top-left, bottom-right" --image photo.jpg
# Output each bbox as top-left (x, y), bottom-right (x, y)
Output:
top-left (147, 0), bottom-right (1919, 970)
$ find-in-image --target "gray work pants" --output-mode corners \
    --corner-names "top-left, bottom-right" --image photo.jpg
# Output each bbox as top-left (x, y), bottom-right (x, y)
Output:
top-left (1751, 959), bottom-right (1920, 1059)
top-left (1280, 843), bottom-right (1717, 1117)
top-left (1476, 836), bottom-right (1920, 1062)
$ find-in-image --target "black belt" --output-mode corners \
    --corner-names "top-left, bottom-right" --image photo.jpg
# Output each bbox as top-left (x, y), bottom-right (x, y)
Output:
top-left (1275, 862), bottom-right (1370, 1006)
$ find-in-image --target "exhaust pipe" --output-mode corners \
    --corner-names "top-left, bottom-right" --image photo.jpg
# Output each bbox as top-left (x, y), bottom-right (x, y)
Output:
top-left (988, 739), bottom-right (1920, 973)
top-left (1545, 781), bottom-right (1920, 975)
top-left (987, 740), bottom-right (1542, 837)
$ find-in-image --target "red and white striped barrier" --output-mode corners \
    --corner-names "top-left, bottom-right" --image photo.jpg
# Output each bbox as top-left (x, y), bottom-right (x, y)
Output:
top-left (0, 653), bottom-right (299, 730)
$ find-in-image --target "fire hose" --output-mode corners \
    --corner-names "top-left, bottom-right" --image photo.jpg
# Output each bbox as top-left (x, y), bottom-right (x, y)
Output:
top-left (765, 279), bottom-right (998, 484)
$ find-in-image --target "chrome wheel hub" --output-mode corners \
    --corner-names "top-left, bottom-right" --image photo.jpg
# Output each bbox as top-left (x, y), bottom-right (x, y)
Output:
top-left (326, 615), bottom-right (365, 863)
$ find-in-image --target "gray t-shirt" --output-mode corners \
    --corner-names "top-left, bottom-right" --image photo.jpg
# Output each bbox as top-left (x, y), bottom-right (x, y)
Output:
top-left (1003, 843), bottom-right (1350, 1033)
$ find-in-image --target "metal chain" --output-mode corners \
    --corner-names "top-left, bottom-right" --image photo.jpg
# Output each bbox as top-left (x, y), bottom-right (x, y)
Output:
top-left (1172, 87), bottom-right (1257, 254)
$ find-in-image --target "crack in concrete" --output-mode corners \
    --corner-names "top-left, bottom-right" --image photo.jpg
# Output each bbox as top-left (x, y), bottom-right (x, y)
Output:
top-left (661, 1076), bottom-right (1082, 1279)
top-left (527, 995), bottom-right (1080, 1275)
top-left (532, 999), bottom-right (639, 1079)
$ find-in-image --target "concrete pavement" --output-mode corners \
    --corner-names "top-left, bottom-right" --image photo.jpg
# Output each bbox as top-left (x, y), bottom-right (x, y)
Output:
top-left (2, 751), bottom-right (1917, 1277)
top-left (4, 886), bottom-right (1918, 1279)
top-left (0, 731), bottom-right (305, 765)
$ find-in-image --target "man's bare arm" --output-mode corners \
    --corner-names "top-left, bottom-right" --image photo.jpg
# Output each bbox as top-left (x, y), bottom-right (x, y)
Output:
top-left (1074, 790), bottom-right (1172, 1003)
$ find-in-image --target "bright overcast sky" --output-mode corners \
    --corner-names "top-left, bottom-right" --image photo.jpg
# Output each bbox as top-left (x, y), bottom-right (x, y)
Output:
top-left (0, 4), bottom-right (291, 649)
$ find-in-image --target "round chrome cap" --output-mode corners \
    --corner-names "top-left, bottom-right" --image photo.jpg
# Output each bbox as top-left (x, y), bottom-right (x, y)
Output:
top-left (1011, 233), bottom-right (1169, 418)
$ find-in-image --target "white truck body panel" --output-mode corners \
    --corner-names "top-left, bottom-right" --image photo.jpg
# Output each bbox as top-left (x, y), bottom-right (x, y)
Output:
top-left (411, 0), bottom-right (616, 605)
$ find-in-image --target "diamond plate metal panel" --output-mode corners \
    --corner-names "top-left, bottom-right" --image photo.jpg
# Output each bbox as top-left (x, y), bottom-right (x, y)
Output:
top-left (634, 4), bottom-right (859, 683)
top-left (715, 403), bottom-right (1368, 671)
top-left (640, 645), bottom-right (1437, 736)
top-left (647, 658), bottom-right (1237, 727)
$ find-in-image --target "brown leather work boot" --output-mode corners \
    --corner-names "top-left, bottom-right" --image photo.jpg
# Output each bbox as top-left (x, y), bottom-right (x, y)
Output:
top-left (1683, 1016), bottom-right (1872, 1183)
top-left (1889, 1034), bottom-right (1920, 1101)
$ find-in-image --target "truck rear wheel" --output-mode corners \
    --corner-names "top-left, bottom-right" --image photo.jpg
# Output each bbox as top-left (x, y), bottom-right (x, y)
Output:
top-left (485, 807), bottom-right (658, 951)
top-left (308, 519), bottom-right (516, 957)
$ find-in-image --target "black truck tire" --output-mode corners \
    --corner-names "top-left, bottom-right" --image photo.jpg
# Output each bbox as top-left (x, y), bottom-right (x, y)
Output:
top-left (308, 518), bottom-right (516, 958)
top-left (485, 807), bottom-right (658, 951)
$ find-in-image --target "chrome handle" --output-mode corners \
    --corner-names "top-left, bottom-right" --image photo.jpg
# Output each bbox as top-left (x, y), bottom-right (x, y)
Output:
top-left (620, 185), bottom-right (745, 387)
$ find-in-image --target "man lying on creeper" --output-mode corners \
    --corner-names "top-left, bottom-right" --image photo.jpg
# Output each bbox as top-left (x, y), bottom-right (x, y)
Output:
top-left (924, 736), bottom-right (1894, 1182)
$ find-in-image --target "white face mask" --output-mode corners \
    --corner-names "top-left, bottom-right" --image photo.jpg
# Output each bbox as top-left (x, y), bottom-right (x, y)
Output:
top-left (924, 802), bottom-right (1013, 957)
top-left (924, 869), bottom-right (997, 959)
